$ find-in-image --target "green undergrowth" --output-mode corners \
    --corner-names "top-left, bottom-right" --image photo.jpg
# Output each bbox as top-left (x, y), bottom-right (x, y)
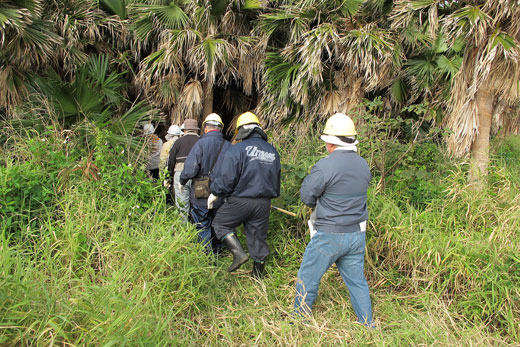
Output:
top-left (1, 130), bottom-right (519, 345)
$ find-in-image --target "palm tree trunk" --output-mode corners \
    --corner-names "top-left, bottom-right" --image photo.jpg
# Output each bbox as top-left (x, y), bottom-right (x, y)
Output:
top-left (202, 81), bottom-right (213, 117)
top-left (468, 86), bottom-right (493, 189)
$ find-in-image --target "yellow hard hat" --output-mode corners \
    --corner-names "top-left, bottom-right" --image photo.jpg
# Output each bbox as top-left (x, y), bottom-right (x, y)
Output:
top-left (236, 112), bottom-right (260, 129)
top-left (323, 113), bottom-right (357, 136)
top-left (202, 113), bottom-right (223, 127)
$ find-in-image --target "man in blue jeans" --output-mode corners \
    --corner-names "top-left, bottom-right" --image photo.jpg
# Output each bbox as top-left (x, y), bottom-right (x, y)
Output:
top-left (180, 114), bottom-right (231, 253)
top-left (294, 113), bottom-right (374, 327)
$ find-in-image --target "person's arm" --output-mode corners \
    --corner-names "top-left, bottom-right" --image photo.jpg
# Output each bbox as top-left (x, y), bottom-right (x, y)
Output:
top-left (180, 142), bottom-right (201, 185)
top-left (210, 147), bottom-right (240, 197)
top-left (300, 163), bottom-right (326, 208)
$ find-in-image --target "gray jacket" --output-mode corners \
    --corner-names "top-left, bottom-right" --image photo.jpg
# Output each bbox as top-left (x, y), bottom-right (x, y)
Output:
top-left (300, 149), bottom-right (371, 233)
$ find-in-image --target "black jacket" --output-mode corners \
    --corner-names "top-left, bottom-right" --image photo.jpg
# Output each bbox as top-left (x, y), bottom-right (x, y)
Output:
top-left (211, 132), bottom-right (281, 199)
top-left (167, 133), bottom-right (199, 175)
top-left (180, 130), bottom-right (231, 207)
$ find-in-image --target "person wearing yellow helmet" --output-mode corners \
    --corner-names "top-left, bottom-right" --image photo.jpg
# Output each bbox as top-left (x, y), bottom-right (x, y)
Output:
top-left (294, 113), bottom-right (374, 327)
top-left (234, 111), bottom-right (260, 133)
top-left (209, 111), bottom-right (281, 278)
top-left (180, 113), bottom-right (231, 254)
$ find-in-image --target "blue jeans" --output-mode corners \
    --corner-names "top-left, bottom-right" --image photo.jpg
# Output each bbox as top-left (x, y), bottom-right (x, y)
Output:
top-left (191, 203), bottom-right (217, 253)
top-left (294, 230), bottom-right (373, 325)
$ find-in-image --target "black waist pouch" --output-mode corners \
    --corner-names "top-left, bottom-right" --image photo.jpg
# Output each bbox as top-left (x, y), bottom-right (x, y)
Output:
top-left (193, 176), bottom-right (211, 198)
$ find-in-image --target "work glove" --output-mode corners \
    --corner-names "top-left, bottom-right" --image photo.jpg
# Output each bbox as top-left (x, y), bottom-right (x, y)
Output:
top-left (307, 210), bottom-right (317, 239)
top-left (163, 179), bottom-right (171, 188)
top-left (207, 193), bottom-right (218, 209)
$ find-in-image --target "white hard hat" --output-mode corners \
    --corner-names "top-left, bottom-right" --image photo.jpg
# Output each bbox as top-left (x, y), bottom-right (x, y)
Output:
top-left (143, 123), bottom-right (155, 135)
top-left (167, 125), bottom-right (183, 136)
top-left (323, 113), bottom-right (357, 136)
top-left (203, 113), bottom-right (223, 127)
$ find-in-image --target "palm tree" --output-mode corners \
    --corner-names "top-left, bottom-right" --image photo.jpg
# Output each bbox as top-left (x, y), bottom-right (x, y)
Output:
top-left (258, 0), bottom-right (399, 128)
top-left (0, 0), bottom-right (130, 112)
top-left (0, 0), bottom-right (62, 110)
top-left (443, 2), bottom-right (520, 188)
top-left (391, 0), bottom-right (520, 188)
top-left (130, 0), bottom-right (264, 125)
top-left (11, 54), bottom-right (158, 149)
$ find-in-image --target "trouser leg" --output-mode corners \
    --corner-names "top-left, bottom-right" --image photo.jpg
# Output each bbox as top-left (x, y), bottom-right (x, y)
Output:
top-left (190, 204), bottom-right (214, 253)
top-left (212, 197), bottom-right (247, 240)
top-left (242, 198), bottom-right (271, 262)
top-left (336, 232), bottom-right (373, 325)
top-left (174, 171), bottom-right (191, 222)
top-left (294, 232), bottom-right (337, 316)
top-left (211, 226), bottom-right (224, 253)
top-left (213, 198), bottom-right (250, 272)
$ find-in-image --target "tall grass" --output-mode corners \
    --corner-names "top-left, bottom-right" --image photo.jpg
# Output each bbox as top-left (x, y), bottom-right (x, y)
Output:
top-left (1, 129), bottom-right (519, 345)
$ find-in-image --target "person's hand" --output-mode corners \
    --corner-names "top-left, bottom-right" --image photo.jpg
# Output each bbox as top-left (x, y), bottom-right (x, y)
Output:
top-left (207, 194), bottom-right (218, 209)
top-left (163, 179), bottom-right (171, 188)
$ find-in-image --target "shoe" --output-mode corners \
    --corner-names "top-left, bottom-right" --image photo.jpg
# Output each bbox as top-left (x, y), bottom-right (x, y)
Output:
top-left (222, 233), bottom-right (248, 272)
top-left (251, 261), bottom-right (265, 278)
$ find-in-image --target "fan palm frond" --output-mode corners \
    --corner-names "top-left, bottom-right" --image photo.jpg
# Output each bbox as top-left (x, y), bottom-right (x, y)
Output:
top-left (0, 65), bottom-right (28, 109)
top-left (265, 52), bottom-right (301, 104)
top-left (174, 80), bottom-right (203, 123)
top-left (99, 0), bottom-right (128, 19)
top-left (292, 23), bottom-right (339, 86)
top-left (338, 0), bottom-right (364, 18)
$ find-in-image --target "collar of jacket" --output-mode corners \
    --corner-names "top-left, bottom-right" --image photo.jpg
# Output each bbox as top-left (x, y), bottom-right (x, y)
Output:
top-left (202, 130), bottom-right (223, 138)
top-left (331, 148), bottom-right (356, 154)
top-left (236, 127), bottom-right (267, 141)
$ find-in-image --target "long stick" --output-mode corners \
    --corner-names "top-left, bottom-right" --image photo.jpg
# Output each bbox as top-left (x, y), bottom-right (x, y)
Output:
top-left (271, 205), bottom-right (297, 217)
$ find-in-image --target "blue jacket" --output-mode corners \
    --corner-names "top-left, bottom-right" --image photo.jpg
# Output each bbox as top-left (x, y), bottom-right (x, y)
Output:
top-left (211, 132), bottom-right (281, 199)
top-left (180, 130), bottom-right (231, 207)
top-left (300, 149), bottom-right (371, 233)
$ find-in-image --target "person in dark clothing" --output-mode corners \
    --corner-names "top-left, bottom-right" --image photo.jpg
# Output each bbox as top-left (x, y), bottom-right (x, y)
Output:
top-left (167, 119), bottom-right (200, 222)
top-left (180, 113), bottom-right (231, 253)
top-left (210, 112), bottom-right (281, 277)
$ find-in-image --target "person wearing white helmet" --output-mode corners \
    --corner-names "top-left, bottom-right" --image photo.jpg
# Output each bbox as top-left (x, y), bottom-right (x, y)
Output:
top-left (167, 119), bottom-right (200, 222)
top-left (294, 113), bottom-right (374, 327)
top-left (180, 113), bottom-right (231, 254)
top-left (142, 123), bottom-right (163, 179)
top-left (159, 124), bottom-right (183, 171)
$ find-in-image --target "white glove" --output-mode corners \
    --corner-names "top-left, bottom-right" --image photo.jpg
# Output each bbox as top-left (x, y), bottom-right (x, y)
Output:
top-left (308, 210), bottom-right (317, 239)
top-left (163, 179), bottom-right (171, 188)
top-left (207, 193), bottom-right (218, 209)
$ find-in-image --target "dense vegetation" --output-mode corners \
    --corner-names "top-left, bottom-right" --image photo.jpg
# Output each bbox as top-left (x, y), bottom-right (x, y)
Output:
top-left (1, 123), bottom-right (519, 345)
top-left (2, 0), bottom-right (520, 186)
top-left (1, 0), bottom-right (519, 344)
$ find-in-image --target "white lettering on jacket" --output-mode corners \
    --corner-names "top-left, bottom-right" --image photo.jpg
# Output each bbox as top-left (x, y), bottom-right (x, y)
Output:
top-left (245, 146), bottom-right (276, 163)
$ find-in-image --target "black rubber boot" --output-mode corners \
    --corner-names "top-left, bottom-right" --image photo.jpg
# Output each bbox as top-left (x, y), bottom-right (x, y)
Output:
top-left (251, 261), bottom-right (266, 278)
top-left (222, 233), bottom-right (248, 272)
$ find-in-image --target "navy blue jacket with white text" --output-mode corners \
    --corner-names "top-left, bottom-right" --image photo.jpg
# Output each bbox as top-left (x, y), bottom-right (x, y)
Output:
top-left (210, 132), bottom-right (281, 199)
top-left (180, 130), bottom-right (231, 207)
